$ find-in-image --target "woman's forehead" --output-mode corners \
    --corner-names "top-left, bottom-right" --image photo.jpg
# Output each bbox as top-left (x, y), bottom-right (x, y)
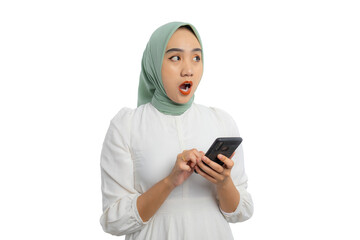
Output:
top-left (166, 28), bottom-right (201, 50)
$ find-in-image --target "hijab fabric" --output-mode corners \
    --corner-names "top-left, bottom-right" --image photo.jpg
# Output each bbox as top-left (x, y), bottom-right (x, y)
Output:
top-left (137, 22), bottom-right (203, 116)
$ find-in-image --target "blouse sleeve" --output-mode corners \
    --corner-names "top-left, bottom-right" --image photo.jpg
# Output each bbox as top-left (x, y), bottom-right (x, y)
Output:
top-left (100, 108), bottom-right (149, 236)
top-left (212, 107), bottom-right (254, 223)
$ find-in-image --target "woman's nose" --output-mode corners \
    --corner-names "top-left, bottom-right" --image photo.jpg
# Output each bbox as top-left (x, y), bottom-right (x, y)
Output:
top-left (181, 60), bottom-right (193, 77)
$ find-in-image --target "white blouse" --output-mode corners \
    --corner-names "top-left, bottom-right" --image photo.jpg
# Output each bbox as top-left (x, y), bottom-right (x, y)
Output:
top-left (100, 102), bottom-right (253, 240)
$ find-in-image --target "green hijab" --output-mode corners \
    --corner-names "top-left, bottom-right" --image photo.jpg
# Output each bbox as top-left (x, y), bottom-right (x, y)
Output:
top-left (137, 22), bottom-right (203, 116)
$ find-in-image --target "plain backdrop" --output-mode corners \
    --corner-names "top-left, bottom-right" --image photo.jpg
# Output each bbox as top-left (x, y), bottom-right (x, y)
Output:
top-left (1, 0), bottom-right (359, 239)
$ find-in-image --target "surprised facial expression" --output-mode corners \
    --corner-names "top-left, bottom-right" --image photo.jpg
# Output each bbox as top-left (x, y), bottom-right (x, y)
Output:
top-left (161, 27), bottom-right (203, 104)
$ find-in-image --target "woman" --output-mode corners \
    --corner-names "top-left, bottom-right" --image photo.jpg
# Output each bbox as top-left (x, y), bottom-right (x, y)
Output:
top-left (100, 22), bottom-right (254, 240)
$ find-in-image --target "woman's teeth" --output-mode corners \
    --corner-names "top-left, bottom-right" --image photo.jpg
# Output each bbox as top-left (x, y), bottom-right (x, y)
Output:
top-left (179, 82), bottom-right (193, 95)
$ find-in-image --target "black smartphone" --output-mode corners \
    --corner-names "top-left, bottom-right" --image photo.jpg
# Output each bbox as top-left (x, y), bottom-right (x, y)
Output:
top-left (195, 137), bottom-right (243, 173)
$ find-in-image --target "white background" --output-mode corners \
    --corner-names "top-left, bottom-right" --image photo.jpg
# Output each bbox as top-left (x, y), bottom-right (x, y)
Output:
top-left (1, 0), bottom-right (359, 239)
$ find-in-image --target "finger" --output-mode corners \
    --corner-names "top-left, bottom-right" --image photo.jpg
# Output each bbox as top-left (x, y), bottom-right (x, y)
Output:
top-left (189, 153), bottom-right (198, 164)
top-left (197, 158), bottom-right (224, 180)
top-left (192, 149), bottom-right (204, 161)
top-left (217, 154), bottom-right (234, 169)
top-left (180, 152), bottom-right (188, 162)
top-left (229, 152), bottom-right (235, 159)
top-left (181, 151), bottom-right (196, 165)
top-left (185, 160), bottom-right (196, 169)
top-left (201, 155), bottom-right (224, 174)
top-left (194, 165), bottom-right (217, 184)
top-left (180, 162), bottom-right (192, 172)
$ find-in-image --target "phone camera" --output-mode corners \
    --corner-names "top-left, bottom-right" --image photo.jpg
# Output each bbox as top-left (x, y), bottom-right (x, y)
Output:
top-left (221, 146), bottom-right (229, 151)
top-left (215, 142), bottom-right (224, 151)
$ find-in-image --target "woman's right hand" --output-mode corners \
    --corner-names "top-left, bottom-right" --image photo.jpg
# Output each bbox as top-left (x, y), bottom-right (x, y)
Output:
top-left (167, 149), bottom-right (205, 188)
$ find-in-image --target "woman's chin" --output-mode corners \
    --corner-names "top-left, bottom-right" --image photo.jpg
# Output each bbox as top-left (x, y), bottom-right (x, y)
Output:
top-left (171, 94), bottom-right (193, 104)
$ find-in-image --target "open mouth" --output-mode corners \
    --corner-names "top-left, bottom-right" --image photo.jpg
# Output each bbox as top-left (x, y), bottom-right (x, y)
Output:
top-left (179, 81), bottom-right (193, 95)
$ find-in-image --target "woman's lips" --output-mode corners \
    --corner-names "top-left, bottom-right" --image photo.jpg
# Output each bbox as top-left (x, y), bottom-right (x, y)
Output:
top-left (179, 81), bottom-right (193, 95)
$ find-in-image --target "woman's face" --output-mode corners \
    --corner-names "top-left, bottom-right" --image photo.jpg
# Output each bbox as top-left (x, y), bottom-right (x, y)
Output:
top-left (161, 27), bottom-right (203, 104)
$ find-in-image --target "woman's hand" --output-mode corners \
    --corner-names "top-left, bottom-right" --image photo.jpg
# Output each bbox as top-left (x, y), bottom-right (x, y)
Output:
top-left (194, 152), bottom-right (235, 187)
top-left (167, 149), bottom-right (205, 188)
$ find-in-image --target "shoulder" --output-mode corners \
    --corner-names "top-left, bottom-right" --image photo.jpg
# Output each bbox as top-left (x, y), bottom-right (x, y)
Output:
top-left (209, 106), bottom-right (235, 122)
top-left (110, 104), bottom-right (150, 128)
top-left (110, 107), bottom-right (134, 129)
top-left (193, 103), bottom-right (236, 124)
top-left (194, 103), bottom-right (240, 136)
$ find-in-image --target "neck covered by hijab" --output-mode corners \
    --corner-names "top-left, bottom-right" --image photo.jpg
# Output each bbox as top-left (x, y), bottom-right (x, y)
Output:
top-left (137, 22), bottom-right (203, 116)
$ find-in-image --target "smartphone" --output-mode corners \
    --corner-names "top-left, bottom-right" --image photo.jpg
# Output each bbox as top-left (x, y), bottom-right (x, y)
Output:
top-left (195, 137), bottom-right (243, 173)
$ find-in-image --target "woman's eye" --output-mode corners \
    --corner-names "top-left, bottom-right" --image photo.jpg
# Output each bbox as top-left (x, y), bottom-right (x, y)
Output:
top-left (193, 56), bottom-right (201, 62)
top-left (170, 56), bottom-right (180, 61)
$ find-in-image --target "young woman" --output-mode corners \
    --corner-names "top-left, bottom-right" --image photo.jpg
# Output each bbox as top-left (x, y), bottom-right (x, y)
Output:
top-left (100, 22), bottom-right (253, 240)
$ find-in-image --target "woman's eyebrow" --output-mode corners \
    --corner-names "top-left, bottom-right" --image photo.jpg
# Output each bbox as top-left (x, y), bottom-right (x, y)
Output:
top-left (192, 48), bottom-right (202, 53)
top-left (165, 48), bottom-right (202, 54)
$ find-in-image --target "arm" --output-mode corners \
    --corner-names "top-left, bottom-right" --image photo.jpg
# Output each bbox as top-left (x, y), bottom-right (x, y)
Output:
top-left (136, 177), bottom-right (175, 222)
top-left (137, 149), bottom-right (203, 222)
top-left (217, 147), bottom-right (254, 222)
top-left (216, 173), bottom-right (240, 213)
top-left (195, 146), bottom-right (254, 222)
top-left (100, 111), bottom-right (146, 236)
top-left (195, 107), bottom-right (254, 222)
top-left (100, 110), bottom-right (202, 236)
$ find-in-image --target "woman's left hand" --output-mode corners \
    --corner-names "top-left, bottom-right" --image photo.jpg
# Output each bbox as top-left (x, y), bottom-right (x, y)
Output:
top-left (195, 153), bottom-right (235, 187)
